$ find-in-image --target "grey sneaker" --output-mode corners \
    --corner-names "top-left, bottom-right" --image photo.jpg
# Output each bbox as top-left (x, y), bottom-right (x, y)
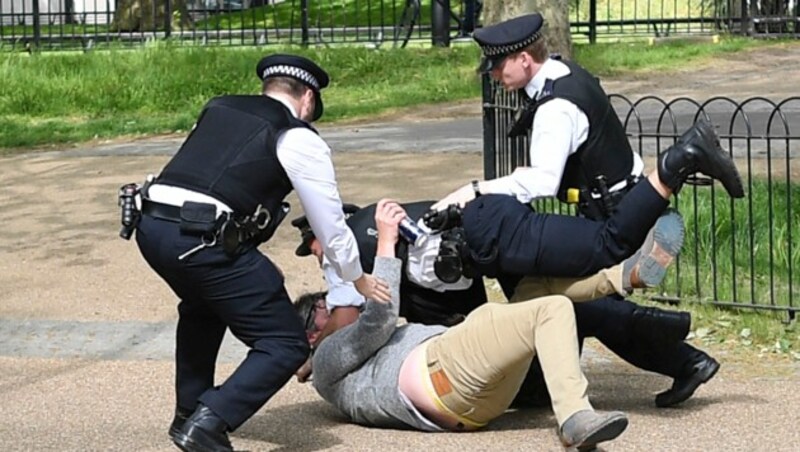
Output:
top-left (623, 208), bottom-right (685, 293)
top-left (559, 409), bottom-right (629, 451)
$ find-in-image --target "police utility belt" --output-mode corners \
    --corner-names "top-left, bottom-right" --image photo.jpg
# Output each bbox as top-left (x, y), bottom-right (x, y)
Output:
top-left (118, 180), bottom-right (288, 260)
top-left (565, 174), bottom-right (641, 221)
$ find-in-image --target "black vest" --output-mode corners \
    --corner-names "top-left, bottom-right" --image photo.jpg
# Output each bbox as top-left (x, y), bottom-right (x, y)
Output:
top-left (531, 59), bottom-right (633, 202)
top-left (157, 95), bottom-right (312, 219)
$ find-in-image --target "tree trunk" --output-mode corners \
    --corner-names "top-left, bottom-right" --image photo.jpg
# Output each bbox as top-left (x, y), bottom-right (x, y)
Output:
top-left (482, 0), bottom-right (573, 58)
top-left (112, 0), bottom-right (193, 32)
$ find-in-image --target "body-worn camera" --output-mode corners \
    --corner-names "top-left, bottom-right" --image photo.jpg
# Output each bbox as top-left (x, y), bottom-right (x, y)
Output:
top-left (422, 204), bottom-right (463, 232)
top-left (118, 183), bottom-right (141, 240)
top-left (433, 227), bottom-right (476, 284)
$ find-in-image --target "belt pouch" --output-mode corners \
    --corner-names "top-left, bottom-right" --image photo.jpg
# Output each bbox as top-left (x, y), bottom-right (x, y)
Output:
top-left (179, 201), bottom-right (217, 235)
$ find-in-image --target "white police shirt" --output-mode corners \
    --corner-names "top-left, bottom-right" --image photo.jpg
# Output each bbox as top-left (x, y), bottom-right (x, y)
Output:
top-left (323, 256), bottom-right (366, 311)
top-left (271, 94), bottom-right (363, 282)
top-left (485, 58), bottom-right (643, 203)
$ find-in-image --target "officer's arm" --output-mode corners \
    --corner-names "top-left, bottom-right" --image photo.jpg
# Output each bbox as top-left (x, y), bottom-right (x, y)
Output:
top-left (276, 128), bottom-right (364, 282)
top-left (480, 99), bottom-right (589, 202)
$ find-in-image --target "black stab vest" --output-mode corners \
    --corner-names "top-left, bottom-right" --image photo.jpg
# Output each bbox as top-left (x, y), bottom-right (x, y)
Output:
top-left (157, 95), bottom-right (313, 221)
top-left (530, 59), bottom-right (634, 202)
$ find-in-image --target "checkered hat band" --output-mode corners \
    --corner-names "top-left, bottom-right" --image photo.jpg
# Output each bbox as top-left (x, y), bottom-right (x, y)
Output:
top-left (483, 31), bottom-right (541, 57)
top-left (262, 65), bottom-right (320, 90)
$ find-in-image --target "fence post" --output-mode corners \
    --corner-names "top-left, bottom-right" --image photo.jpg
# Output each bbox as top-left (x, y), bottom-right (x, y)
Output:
top-left (741, 0), bottom-right (753, 35)
top-left (300, 0), bottom-right (309, 47)
top-left (463, 0), bottom-right (476, 35)
top-left (164, 0), bottom-right (172, 39)
top-left (31, 0), bottom-right (41, 49)
top-left (431, 0), bottom-right (450, 47)
top-left (481, 74), bottom-right (496, 180)
top-left (589, 0), bottom-right (597, 44)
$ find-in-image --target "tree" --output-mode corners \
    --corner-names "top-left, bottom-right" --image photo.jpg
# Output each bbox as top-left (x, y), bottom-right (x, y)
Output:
top-left (112, 0), bottom-right (193, 32)
top-left (482, 0), bottom-right (573, 58)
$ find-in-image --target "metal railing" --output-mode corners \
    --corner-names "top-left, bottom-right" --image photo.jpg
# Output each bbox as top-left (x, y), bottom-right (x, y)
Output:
top-left (482, 77), bottom-right (799, 319)
top-left (1, 0), bottom-right (797, 51)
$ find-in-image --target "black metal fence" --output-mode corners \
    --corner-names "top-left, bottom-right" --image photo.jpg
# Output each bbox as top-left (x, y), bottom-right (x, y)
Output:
top-left (482, 78), bottom-right (799, 318)
top-left (1, 0), bottom-right (797, 51)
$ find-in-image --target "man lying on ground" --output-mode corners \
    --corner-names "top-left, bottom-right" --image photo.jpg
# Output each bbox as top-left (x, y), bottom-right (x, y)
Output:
top-left (296, 198), bottom-right (630, 450)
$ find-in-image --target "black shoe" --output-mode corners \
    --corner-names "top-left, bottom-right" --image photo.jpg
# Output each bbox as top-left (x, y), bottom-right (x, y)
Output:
top-left (655, 354), bottom-right (720, 408)
top-left (173, 404), bottom-right (233, 452)
top-left (658, 118), bottom-right (745, 198)
top-left (168, 407), bottom-right (194, 442)
top-left (631, 306), bottom-right (692, 348)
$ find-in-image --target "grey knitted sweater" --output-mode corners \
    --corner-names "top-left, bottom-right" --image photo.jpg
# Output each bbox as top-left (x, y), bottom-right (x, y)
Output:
top-left (312, 256), bottom-right (447, 431)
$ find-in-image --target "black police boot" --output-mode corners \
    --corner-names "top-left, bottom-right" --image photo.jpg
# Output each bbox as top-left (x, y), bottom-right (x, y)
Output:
top-left (168, 406), bottom-right (194, 442)
top-left (656, 352), bottom-right (721, 408)
top-left (172, 404), bottom-right (233, 452)
top-left (657, 118), bottom-right (745, 198)
top-left (631, 306), bottom-right (691, 348)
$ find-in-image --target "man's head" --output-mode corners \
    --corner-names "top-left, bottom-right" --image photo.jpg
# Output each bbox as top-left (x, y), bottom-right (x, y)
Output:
top-left (291, 204), bottom-right (362, 261)
top-left (256, 54), bottom-right (330, 122)
top-left (294, 291), bottom-right (330, 345)
top-left (473, 13), bottom-right (548, 90)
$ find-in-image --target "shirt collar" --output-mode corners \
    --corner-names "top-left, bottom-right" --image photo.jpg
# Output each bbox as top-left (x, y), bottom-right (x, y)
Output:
top-left (266, 93), bottom-right (299, 118)
top-left (524, 58), bottom-right (571, 100)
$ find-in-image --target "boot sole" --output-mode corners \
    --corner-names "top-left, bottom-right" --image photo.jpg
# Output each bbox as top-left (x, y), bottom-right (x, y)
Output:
top-left (567, 414), bottom-right (629, 452)
top-left (173, 432), bottom-right (232, 452)
top-left (636, 209), bottom-right (685, 287)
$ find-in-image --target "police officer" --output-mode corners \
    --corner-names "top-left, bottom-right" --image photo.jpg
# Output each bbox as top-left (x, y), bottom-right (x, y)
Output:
top-left (133, 54), bottom-right (389, 452)
top-left (292, 133), bottom-right (741, 405)
top-left (434, 13), bottom-right (746, 407)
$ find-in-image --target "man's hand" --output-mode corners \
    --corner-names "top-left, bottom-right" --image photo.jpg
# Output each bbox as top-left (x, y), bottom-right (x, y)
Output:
top-left (295, 357), bottom-right (313, 383)
top-left (374, 198), bottom-right (405, 250)
top-left (354, 273), bottom-right (391, 303)
top-left (431, 183), bottom-right (477, 211)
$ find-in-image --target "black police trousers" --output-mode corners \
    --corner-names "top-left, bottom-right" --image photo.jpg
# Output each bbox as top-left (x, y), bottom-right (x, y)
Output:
top-left (462, 179), bottom-right (668, 278)
top-left (136, 215), bottom-right (309, 430)
top-left (572, 295), bottom-right (705, 378)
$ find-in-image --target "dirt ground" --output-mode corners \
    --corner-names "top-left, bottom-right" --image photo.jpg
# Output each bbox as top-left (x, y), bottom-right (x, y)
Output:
top-left (1, 43), bottom-right (799, 451)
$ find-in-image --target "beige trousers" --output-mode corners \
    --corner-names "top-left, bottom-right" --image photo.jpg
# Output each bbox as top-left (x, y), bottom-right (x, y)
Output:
top-left (425, 295), bottom-right (591, 427)
top-left (510, 264), bottom-right (625, 303)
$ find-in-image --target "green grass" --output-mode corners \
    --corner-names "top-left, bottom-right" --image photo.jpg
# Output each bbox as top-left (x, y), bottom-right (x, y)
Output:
top-left (1, 37), bottom-right (793, 151)
top-left (0, 43), bottom-right (480, 150)
top-left (658, 179), bottom-right (800, 309)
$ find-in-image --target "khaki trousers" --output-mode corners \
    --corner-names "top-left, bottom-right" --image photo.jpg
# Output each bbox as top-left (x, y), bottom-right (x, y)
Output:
top-left (425, 295), bottom-right (591, 427)
top-left (510, 264), bottom-right (624, 303)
